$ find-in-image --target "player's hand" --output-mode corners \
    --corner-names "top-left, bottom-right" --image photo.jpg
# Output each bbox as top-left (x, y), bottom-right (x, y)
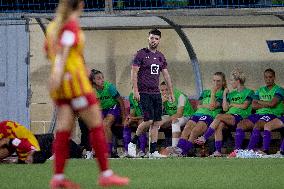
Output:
top-left (169, 94), bottom-right (175, 103)
top-left (134, 91), bottom-right (140, 102)
top-left (211, 86), bottom-right (218, 94)
top-left (162, 94), bottom-right (168, 103)
top-left (209, 103), bottom-right (215, 110)
top-left (223, 88), bottom-right (229, 95)
top-left (49, 70), bottom-right (62, 91)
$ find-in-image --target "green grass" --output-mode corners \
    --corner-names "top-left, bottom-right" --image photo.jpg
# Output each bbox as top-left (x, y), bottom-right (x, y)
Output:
top-left (0, 158), bottom-right (284, 189)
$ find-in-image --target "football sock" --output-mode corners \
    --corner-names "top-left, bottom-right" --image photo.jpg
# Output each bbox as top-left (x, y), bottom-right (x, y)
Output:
top-left (235, 128), bottom-right (245, 149)
top-left (53, 131), bottom-right (71, 174)
top-left (89, 126), bottom-right (109, 172)
top-left (247, 129), bottom-right (260, 150)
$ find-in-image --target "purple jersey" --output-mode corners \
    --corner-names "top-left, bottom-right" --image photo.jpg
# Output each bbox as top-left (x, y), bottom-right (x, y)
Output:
top-left (132, 48), bottom-right (167, 94)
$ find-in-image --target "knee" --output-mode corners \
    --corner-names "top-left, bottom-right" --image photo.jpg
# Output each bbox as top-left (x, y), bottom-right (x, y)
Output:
top-left (145, 120), bottom-right (153, 125)
top-left (236, 122), bottom-right (243, 129)
top-left (215, 126), bottom-right (223, 133)
top-left (215, 114), bottom-right (223, 121)
top-left (183, 124), bottom-right (191, 132)
top-left (254, 123), bottom-right (262, 130)
top-left (264, 124), bottom-right (271, 131)
top-left (172, 122), bottom-right (181, 133)
top-left (190, 128), bottom-right (199, 135)
top-left (103, 119), bottom-right (113, 128)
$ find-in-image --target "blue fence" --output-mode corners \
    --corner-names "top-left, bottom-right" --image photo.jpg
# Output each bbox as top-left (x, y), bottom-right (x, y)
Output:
top-left (0, 0), bottom-right (283, 13)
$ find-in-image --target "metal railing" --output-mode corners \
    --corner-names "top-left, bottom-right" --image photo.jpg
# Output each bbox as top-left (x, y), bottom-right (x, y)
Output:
top-left (0, 0), bottom-right (283, 13)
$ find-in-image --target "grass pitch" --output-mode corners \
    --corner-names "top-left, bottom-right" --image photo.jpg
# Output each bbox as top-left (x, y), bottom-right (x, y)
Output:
top-left (0, 158), bottom-right (283, 189)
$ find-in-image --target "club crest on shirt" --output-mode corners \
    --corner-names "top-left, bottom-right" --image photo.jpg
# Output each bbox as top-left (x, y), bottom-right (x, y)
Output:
top-left (151, 64), bottom-right (159, 75)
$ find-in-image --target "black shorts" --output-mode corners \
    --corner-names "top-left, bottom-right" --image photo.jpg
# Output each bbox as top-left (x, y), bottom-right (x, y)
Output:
top-left (140, 93), bottom-right (162, 122)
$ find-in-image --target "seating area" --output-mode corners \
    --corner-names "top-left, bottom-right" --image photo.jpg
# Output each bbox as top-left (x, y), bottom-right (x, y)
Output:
top-left (109, 98), bottom-right (284, 157)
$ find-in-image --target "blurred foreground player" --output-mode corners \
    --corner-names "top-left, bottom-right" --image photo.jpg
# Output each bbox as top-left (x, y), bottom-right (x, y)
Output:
top-left (44, 0), bottom-right (129, 188)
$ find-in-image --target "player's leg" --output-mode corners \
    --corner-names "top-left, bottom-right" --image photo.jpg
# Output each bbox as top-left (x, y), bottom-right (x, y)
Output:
top-left (79, 102), bottom-right (129, 187)
top-left (122, 117), bottom-right (134, 155)
top-left (103, 113), bottom-right (116, 154)
top-left (78, 117), bottom-right (91, 152)
top-left (234, 116), bottom-right (255, 150)
top-left (128, 93), bottom-right (153, 157)
top-left (211, 122), bottom-right (226, 157)
top-left (149, 93), bottom-right (166, 157)
top-left (171, 117), bottom-right (189, 147)
top-left (137, 119), bottom-right (147, 156)
top-left (227, 118), bottom-right (254, 158)
top-left (50, 104), bottom-right (79, 189)
top-left (262, 117), bottom-right (284, 154)
top-left (193, 115), bottom-right (214, 144)
top-left (247, 115), bottom-right (276, 150)
top-left (122, 119), bottom-right (133, 156)
top-left (189, 121), bottom-right (208, 146)
top-left (196, 114), bottom-right (233, 144)
top-left (174, 119), bottom-right (196, 156)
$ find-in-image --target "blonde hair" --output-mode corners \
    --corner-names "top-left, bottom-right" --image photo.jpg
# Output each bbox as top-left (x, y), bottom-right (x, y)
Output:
top-left (231, 68), bottom-right (246, 85)
top-left (214, 72), bottom-right (227, 89)
top-left (52, 0), bottom-right (82, 43)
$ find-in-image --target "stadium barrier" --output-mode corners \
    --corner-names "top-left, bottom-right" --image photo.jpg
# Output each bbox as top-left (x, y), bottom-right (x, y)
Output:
top-left (0, 0), bottom-right (284, 13)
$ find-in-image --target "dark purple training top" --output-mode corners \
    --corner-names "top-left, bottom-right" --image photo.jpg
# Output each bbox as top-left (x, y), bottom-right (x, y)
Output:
top-left (132, 48), bottom-right (167, 94)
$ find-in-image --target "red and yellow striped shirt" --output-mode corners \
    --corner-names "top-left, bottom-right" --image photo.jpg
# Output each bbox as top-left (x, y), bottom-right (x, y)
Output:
top-left (45, 19), bottom-right (93, 100)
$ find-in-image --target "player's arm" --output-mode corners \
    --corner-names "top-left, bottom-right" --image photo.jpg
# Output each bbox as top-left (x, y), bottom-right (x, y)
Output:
top-left (257, 88), bottom-right (283, 108)
top-left (251, 90), bottom-right (263, 110)
top-left (209, 87), bottom-right (220, 110)
top-left (171, 94), bottom-right (186, 120)
top-left (49, 28), bottom-right (77, 91)
top-left (117, 96), bottom-right (126, 124)
top-left (109, 84), bottom-right (126, 123)
top-left (131, 65), bottom-right (140, 101)
top-left (197, 91), bottom-right (209, 109)
top-left (222, 88), bottom-right (230, 112)
top-left (230, 101), bottom-right (251, 109)
top-left (256, 96), bottom-right (281, 108)
top-left (252, 99), bottom-right (264, 110)
top-left (162, 69), bottom-right (174, 102)
top-left (129, 109), bottom-right (143, 122)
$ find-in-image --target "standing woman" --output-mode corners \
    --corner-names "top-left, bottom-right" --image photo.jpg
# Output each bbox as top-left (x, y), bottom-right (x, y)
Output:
top-left (44, 0), bottom-right (129, 188)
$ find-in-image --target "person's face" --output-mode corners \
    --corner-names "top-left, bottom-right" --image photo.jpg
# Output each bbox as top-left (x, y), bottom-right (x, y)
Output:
top-left (148, 34), bottom-right (161, 49)
top-left (230, 77), bottom-right (239, 89)
top-left (160, 84), bottom-right (168, 97)
top-left (93, 73), bottom-right (104, 87)
top-left (213, 75), bottom-right (223, 89)
top-left (264, 71), bottom-right (275, 87)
